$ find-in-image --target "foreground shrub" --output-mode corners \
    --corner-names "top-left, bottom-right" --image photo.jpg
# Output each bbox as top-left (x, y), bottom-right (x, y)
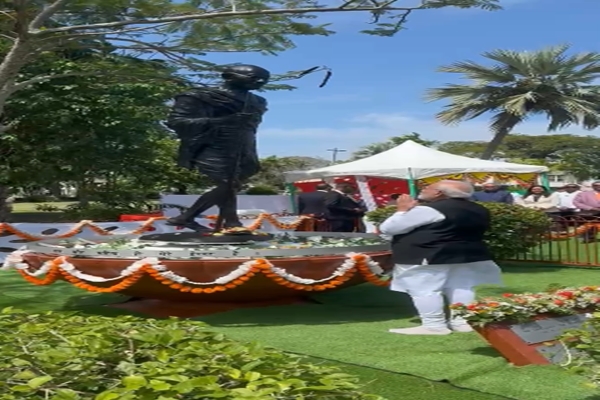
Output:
top-left (0, 309), bottom-right (383, 399)
top-left (366, 202), bottom-right (551, 260)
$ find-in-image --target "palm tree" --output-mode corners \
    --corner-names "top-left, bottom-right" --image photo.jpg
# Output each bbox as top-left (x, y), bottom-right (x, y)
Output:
top-left (426, 45), bottom-right (600, 159)
top-left (351, 132), bottom-right (438, 160)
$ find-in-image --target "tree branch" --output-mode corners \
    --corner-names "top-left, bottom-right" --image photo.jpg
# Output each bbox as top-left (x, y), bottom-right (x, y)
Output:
top-left (31, 2), bottom-right (421, 35)
top-left (13, 0), bottom-right (30, 37)
top-left (11, 70), bottom-right (187, 92)
top-left (37, 23), bottom-right (172, 43)
top-left (104, 37), bottom-right (202, 71)
top-left (29, 0), bottom-right (71, 30)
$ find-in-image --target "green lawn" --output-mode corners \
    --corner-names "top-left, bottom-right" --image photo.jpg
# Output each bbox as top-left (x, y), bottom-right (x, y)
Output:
top-left (12, 201), bottom-right (75, 213)
top-left (2, 264), bottom-right (600, 399)
top-left (7, 202), bottom-right (77, 223)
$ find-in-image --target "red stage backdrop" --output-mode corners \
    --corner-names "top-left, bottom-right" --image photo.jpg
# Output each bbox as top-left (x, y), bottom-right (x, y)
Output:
top-left (293, 176), bottom-right (409, 207)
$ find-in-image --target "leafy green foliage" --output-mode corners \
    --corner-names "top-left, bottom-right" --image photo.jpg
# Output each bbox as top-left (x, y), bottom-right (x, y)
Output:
top-left (438, 134), bottom-right (600, 161)
top-left (1, 51), bottom-right (208, 210)
top-left (350, 132), bottom-right (438, 160)
top-left (250, 156), bottom-right (329, 189)
top-left (560, 311), bottom-right (600, 388)
top-left (555, 145), bottom-right (600, 181)
top-left (366, 202), bottom-right (551, 260)
top-left (426, 45), bottom-right (600, 159)
top-left (245, 184), bottom-right (280, 195)
top-left (438, 134), bottom-right (600, 179)
top-left (0, 309), bottom-right (383, 399)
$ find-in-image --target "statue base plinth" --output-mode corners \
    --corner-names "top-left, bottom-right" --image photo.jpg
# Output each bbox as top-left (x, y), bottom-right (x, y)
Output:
top-left (139, 231), bottom-right (275, 244)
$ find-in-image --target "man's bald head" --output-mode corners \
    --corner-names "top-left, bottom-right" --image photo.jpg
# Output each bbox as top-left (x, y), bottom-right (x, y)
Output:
top-left (418, 180), bottom-right (474, 202)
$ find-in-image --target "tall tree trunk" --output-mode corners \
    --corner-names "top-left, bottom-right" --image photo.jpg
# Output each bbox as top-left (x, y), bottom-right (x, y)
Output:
top-left (0, 185), bottom-right (11, 222)
top-left (0, 39), bottom-right (31, 126)
top-left (480, 130), bottom-right (510, 160)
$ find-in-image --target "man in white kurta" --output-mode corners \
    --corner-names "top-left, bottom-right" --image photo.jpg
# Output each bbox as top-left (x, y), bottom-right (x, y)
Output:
top-left (379, 180), bottom-right (502, 335)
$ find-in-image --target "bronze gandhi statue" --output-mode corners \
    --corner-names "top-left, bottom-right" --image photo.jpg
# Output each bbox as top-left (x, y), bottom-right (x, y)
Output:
top-left (165, 64), bottom-right (269, 232)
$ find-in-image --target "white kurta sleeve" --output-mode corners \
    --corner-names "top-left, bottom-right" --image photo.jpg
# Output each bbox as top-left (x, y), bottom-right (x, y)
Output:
top-left (379, 206), bottom-right (446, 236)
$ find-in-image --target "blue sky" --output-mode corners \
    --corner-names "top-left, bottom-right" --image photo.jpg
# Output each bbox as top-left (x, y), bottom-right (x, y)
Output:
top-left (203, 0), bottom-right (598, 160)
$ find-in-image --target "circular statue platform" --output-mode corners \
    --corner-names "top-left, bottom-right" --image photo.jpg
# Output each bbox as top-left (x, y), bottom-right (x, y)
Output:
top-left (7, 232), bottom-right (393, 317)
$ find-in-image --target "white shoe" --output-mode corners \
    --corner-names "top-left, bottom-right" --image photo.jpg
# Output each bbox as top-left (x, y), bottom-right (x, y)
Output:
top-left (388, 326), bottom-right (452, 335)
top-left (450, 324), bottom-right (473, 333)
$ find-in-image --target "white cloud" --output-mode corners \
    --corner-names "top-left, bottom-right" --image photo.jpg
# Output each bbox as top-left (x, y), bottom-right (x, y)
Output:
top-left (258, 112), bottom-right (599, 158)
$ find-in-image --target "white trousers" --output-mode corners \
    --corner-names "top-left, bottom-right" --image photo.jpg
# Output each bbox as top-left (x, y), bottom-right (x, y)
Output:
top-left (391, 261), bottom-right (503, 329)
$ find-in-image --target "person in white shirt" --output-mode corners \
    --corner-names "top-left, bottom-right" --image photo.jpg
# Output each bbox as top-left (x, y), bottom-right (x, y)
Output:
top-left (557, 184), bottom-right (581, 213)
top-left (515, 185), bottom-right (560, 213)
top-left (378, 180), bottom-right (503, 336)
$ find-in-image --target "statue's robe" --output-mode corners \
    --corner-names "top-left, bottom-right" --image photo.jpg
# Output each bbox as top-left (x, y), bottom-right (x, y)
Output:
top-left (166, 87), bottom-right (267, 183)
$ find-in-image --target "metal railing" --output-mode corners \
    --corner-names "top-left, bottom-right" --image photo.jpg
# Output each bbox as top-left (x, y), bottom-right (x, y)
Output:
top-left (506, 215), bottom-right (600, 267)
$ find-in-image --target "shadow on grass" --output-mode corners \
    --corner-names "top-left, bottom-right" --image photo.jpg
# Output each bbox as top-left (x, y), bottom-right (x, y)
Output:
top-left (197, 301), bottom-right (416, 327)
top-left (187, 284), bottom-right (419, 327)
top-left (469, 346), bottom-right (502, 358)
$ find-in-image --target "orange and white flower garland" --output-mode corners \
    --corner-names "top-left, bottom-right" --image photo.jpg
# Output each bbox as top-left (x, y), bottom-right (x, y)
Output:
top-left (2, 251), bottom-right (391, 293)
top-left (0, 213), bottom-right (311, 241)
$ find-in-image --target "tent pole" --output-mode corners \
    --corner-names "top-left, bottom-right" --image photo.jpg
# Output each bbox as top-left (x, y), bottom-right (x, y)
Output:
top-left (408, 168), bottom-right (418, 197)
top-left (285, 183), bottom-right (298, 214)
top-left (539, 172), bottom-right (550, 188)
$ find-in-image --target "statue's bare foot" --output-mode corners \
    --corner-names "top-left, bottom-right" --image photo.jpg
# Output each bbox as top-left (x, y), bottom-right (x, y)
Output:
top-left (224, 220), bottom-right (245, 229)
top-left (166, 218), bottom-right (212, 232)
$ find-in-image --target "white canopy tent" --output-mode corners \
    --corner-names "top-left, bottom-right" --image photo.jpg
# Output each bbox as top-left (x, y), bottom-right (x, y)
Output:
top-left (284, 140), bottom-right (548, 182)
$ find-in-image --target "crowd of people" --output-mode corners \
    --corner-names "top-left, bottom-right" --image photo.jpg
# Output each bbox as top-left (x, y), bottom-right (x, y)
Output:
top-left (297, 180), bottom-right (600, 240)
top-left (473, 182), bottom-right (600, 242)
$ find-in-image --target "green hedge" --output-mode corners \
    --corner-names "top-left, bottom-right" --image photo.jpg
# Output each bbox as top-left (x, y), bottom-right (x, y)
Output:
top-left (366, 202), bottom-right (551, 260)
top-left (245, 185), bottom-right (279, 195)
top-left (0, 309), bottom-right (383, 399)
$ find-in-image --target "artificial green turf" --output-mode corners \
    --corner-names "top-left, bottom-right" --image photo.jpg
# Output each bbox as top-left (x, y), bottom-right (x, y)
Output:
top-left (197, 265), bottom-right (600, 400)
top-left (0, 272), bottom-right (507, 400)
top-left (306, 358), bottom-right (509, 400)
top-left (2, 265), bottom-right (600, 400)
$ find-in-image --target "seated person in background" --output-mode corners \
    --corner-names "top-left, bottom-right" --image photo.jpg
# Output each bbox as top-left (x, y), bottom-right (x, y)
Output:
top-left (557, 184), bottom-right (581, 214)
top-left (573, 181), bottom-right (600, 243)
top-left (297, 183), bottom-right (331, 218)
top-left (515, 185), bottom-right (560, 213)
top-left (573, 181), bottom-right (600, 212)
top-left (471, 183), bottom-right (513, 204)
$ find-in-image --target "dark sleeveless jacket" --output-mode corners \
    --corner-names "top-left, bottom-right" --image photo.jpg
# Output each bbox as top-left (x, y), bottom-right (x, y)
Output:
top-left (391, 198), bottom-right (493, 265)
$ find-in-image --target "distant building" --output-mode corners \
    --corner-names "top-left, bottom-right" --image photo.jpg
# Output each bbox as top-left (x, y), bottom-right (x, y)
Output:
top-left (546, 171), bottom-right (578, 188)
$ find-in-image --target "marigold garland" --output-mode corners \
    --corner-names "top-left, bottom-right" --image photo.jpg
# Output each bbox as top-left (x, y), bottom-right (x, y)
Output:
top-left (0, 213), bottom-right (311, 241)
top-left (545, 223), bottom-right (600, 240)
top-left (5, 253), bottom-right (390, 294)
top-left (204, 213), bottom-right (311, 231)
